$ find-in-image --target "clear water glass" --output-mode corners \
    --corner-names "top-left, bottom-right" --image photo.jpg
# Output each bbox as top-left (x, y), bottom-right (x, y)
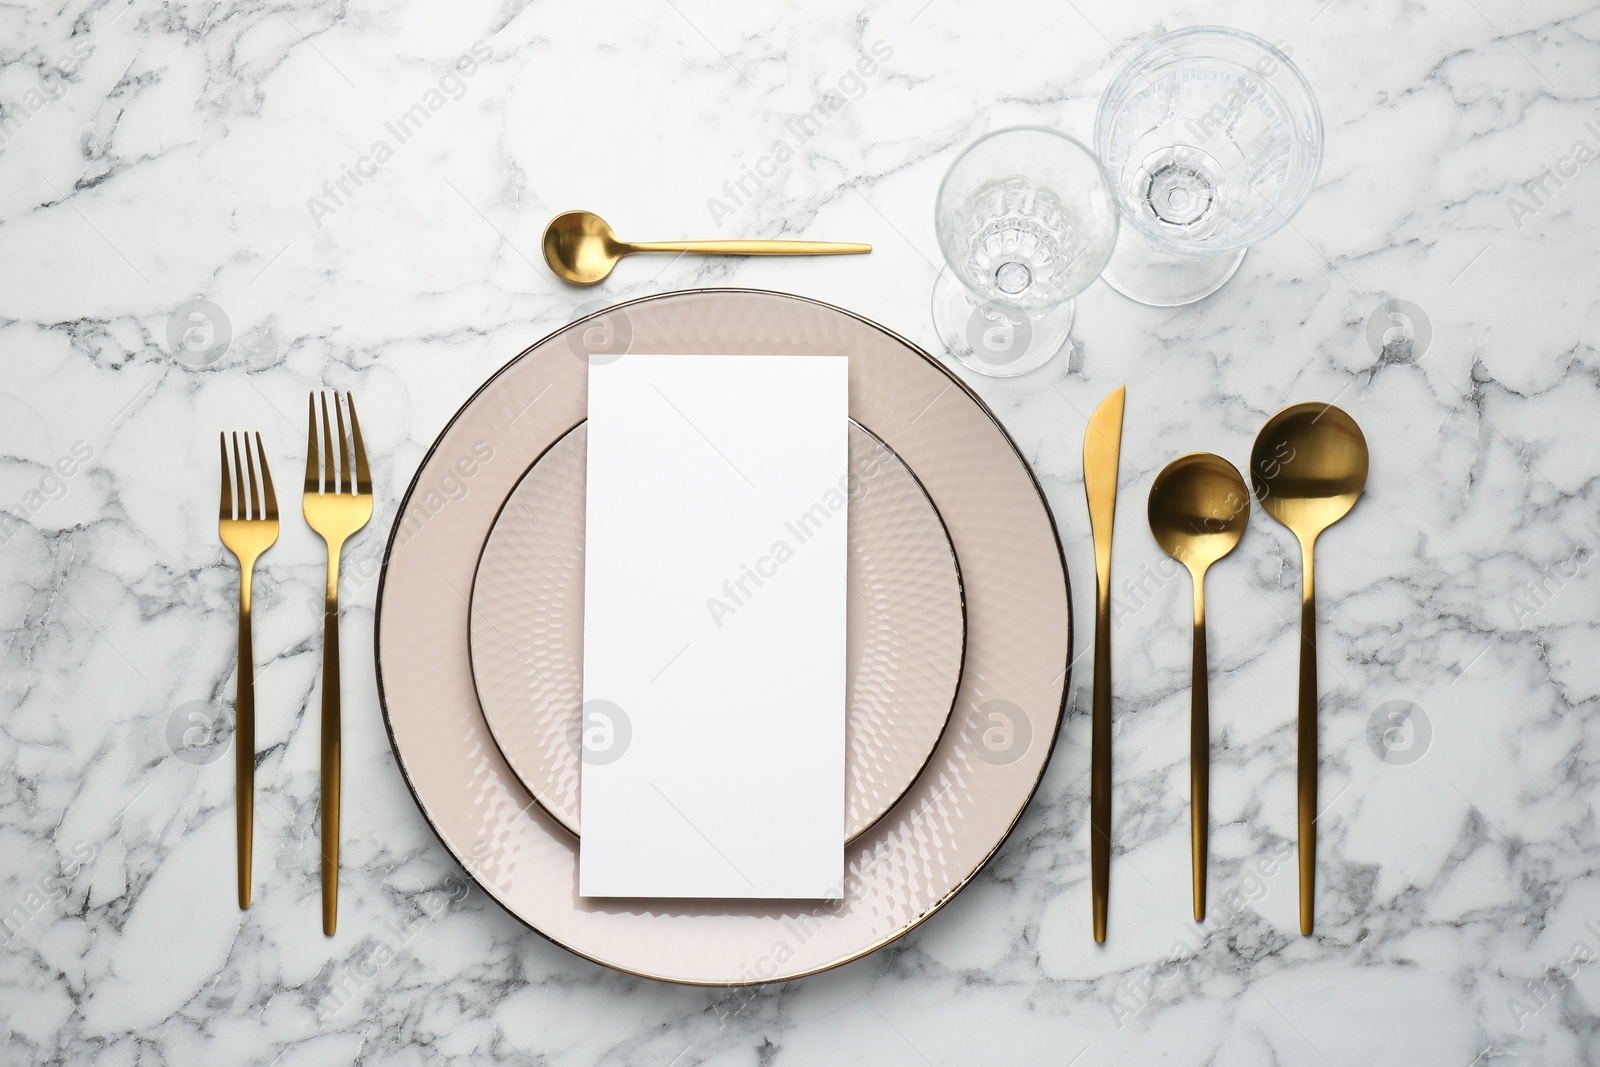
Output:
top-left (932, 127), bottom-right (1118, 377)
top-left (1093, 27), bottom-right (1323, 306)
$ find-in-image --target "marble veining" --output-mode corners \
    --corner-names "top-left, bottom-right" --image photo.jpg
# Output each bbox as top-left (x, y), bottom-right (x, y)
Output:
top-left (2, 0), bottom-right (1599, 1063)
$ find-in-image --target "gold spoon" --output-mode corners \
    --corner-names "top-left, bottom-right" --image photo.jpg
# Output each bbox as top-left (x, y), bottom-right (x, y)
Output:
top-left (1148, 453), bottom-right (1249, 923)
top-left (1250, 403), bottom-right (1369, 936)
top-left (542, 210), bottom-right (872, 285)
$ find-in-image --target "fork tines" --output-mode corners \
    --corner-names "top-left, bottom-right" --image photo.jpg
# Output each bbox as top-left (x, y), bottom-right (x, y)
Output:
top-left (219, 431), bottom-right (278, 522)
top-left (304, 392), bottom-right (371, 497)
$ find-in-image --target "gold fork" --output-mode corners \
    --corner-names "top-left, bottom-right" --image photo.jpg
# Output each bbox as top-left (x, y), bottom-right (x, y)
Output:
top-left (302, 392), bottom-right (372, 935)
top-left (218, 432), bottom-right (279, 910)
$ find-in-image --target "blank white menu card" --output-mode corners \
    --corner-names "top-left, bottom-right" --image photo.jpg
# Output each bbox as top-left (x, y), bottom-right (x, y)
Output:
top-left (579, 353), bottom-right (848, 899)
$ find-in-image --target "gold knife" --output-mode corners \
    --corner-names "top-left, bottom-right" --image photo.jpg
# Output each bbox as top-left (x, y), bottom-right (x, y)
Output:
top-left (1083, 386), bottom-right (1125, 944)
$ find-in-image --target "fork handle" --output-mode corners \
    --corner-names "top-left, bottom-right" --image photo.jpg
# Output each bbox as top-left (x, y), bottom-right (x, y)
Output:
top-left (236, 562), bottom-right (256, 910)
top-left (320, 540), bottom-right (343, 936)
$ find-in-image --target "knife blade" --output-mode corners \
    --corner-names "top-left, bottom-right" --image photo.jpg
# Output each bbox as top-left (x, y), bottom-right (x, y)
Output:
top-left (1083, 386), bottom-right (1125, 944)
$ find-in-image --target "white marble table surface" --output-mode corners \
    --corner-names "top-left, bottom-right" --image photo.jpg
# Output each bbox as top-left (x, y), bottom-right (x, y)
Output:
top-left (3, 0), bottom-right (1598, 1063)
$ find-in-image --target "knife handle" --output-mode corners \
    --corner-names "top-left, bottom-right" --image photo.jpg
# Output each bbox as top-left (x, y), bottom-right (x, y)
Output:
top-left (1091, 565), bottom-right (1112, 943)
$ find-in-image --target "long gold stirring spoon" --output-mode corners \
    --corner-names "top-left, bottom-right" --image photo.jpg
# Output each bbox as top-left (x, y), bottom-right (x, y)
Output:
top-left (542, 210), bottom-right (872, 285)
top-left (1249, 403), bottom-right (1368, 936)
top-left (1148, 453), bottom-right (1249, 922)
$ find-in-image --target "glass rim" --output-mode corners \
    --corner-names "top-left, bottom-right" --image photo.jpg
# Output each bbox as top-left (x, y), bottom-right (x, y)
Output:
top-left (933, 125), bottom-right (1120, 306)
top-left (1092, 26), bottom-right (1324, 256)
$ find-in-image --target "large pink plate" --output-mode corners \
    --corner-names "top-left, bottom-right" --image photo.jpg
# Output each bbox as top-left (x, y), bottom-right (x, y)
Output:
top-left (375, 289), bottom-right (1071, 985)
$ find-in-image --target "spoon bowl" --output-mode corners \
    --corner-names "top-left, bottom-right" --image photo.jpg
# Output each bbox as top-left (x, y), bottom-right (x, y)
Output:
top-left (1148, 451), bottom-right (1248, 922)
top-left (542, 210), bottom-right (872, 285)
top-left (1249, 404), bottom-right (1368, 540)
top-left (1148, 452), bottom-right (1250, 577)
top-left (543, 210), bottom-right (627, 285)
top-left (1250, 401), bottom-right (1368, 937)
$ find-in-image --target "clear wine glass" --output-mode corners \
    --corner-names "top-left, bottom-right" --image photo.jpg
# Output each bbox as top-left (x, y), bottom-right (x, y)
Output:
top-left (932, 127), bottom-right (1119, 377)
top-left (1093, 27), bottom-right (1323, 307)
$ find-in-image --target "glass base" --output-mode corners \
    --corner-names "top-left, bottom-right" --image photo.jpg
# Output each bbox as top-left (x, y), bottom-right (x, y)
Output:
top-left (1100, 227), bottom-right (1246, 307)
top-left (931, 268), bottom-right (1073, 378)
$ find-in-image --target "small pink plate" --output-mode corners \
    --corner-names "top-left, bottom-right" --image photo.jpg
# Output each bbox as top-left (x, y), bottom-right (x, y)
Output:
top-left (468, 420), bottom-right (966, 842)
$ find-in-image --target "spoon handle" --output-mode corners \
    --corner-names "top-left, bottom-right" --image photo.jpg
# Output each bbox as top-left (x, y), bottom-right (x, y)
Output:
top-left (1191, 575), bottom-right (1209, 923)
top-left (1298, 537), bottom-right (1318, 936)
top-left (626, 240), bottom-right (871, 256)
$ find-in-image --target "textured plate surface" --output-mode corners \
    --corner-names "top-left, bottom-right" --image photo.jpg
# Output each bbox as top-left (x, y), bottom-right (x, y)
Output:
top-left (469, 420), bottom-right (966, 841)
top-left (376, 289), bottom-right (1071, 985)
